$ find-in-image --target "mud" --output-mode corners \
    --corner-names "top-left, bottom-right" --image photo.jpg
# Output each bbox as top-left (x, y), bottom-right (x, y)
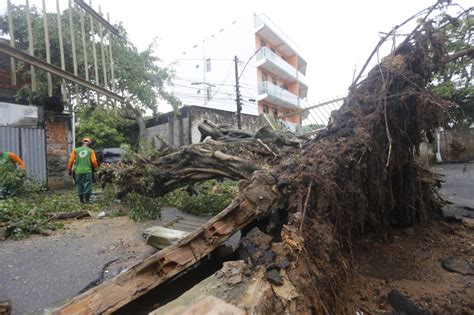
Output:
top-left (342, 221), bottom-right (474, 314)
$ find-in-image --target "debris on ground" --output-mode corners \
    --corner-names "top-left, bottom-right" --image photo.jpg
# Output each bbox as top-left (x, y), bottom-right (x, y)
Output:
top-left (441, 256), bottom-right (474, 276)
top-left (0, 300), bottom-right (12, 315)
top-left (215, 260), bottom-right (249, 285)
top-left (388, 289), bottom-right (432, 315)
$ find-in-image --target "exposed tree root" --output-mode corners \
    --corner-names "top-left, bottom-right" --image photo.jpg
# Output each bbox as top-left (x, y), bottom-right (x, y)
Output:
top-left (93, 4), bottom-right (473, 313)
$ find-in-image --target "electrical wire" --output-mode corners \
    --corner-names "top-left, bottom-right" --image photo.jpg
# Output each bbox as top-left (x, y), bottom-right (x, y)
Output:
top-left (174, 76), bottom-right (259, 90)
top-left (173, 58), bottom-right (234, 61)
top-left (209, 61), bottom-right (234, 100)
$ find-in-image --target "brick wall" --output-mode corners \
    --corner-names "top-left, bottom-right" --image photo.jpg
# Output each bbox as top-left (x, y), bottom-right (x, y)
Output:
top-left (45, 115), bottom-right (72, 189)
top-left (46, 119), bottom-right (68, 156)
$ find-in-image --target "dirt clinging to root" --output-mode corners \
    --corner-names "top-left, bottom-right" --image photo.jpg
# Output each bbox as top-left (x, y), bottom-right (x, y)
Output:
top-left (273, 22), bottom-right (451, 313)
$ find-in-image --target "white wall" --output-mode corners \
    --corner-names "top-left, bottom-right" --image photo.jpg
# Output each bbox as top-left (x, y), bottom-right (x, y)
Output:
top-left (171, 15), bottom-right (259, 115)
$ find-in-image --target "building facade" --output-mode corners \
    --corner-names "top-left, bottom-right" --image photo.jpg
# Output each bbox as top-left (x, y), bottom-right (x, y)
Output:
top-left (172, 14), bottom-right (308, 125)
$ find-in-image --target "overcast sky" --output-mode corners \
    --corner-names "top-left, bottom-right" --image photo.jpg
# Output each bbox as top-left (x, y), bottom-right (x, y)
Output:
top-left (91, 0), bottom-right (471, 104)
top-left (3, 0), bottom-right (471, 111)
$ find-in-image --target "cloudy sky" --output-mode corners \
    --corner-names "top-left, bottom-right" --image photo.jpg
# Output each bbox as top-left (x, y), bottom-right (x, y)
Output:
top-left (3, 0), bottom-right (471, 110)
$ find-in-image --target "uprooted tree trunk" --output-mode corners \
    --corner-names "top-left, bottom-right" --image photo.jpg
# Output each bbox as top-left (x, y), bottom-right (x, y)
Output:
top-left (101, 122), bottom-right (300, 198)
top-left (67, 7), bottom-right (473, 314)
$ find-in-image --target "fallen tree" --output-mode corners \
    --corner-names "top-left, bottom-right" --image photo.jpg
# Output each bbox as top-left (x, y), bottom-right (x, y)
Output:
top-left (101, 121), bottom-right (300, 198)
top-left (53, 3), bottom-right (473, 314)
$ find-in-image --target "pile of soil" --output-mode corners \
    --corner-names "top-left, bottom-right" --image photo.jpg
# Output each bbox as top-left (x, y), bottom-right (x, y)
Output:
top-left (342, 221), bottom-right (474, 314)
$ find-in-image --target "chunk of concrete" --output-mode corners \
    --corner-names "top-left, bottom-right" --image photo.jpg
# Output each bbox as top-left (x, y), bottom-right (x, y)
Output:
top-left (143, 226), bottom-right (189, 249)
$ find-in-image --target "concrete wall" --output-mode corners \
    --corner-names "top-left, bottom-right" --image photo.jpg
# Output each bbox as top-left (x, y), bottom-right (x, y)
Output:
top-left (145, 106), bottom-right (261, 148)
top-left (419, 128), bottom-right (474, 164)
top-left (441, 129), bottom-right (474, 161)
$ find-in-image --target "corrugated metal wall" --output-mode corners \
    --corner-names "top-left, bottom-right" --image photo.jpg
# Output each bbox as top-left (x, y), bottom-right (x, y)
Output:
top-left (0, 126), bottom-right (47, 182)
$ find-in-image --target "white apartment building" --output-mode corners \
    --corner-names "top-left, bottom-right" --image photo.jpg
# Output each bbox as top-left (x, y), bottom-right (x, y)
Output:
top-left (171, 13), bottom-right (308, 125)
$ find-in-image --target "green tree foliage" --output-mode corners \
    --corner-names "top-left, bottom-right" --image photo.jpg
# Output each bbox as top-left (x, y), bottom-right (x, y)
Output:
top-left (431, 10), bottom-right (473, 128)
top-left (75, 107), bottom-right (136, 149)
top-left (0, 163), bottom-right (26, 198)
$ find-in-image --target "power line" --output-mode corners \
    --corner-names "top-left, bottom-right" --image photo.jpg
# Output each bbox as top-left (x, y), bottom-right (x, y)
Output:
top-left (210, 61), bottom-right (234, 100)
top-left (174, 76), bottom-right (259, 90)
top-left (173, 58), bottom-right (234, 61)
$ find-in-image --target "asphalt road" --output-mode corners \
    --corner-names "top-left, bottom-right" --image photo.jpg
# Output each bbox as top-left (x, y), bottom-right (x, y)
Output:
top-left (0, 207), bottom-right (202, 315)
top-left (435, 162), bottom-right (474, 208)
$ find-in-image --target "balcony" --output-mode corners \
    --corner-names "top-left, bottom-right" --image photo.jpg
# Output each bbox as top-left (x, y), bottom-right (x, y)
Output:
top-left (256, 47), bottom-right (307, 87)
top-left (258, 81), bottom-right (306, 109)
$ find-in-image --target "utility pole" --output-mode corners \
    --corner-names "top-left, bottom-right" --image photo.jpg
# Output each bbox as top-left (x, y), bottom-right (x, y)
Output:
top-left (234, 55), bottom-right (242, 129)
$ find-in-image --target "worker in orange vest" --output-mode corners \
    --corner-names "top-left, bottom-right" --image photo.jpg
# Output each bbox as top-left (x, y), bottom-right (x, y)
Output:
top-left (0, 149), bottom-right (26, 198)
top-left (67, 138), bottom-right (98, 203)
top-left (0, 150), bottom-right (25, 169)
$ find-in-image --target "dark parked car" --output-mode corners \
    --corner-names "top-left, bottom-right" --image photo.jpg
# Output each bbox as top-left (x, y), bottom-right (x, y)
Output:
top-left (96, 148), bottom-right (123, 166)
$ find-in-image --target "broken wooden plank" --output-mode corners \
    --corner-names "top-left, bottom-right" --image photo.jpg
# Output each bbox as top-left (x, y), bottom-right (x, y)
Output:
top-left (51, 172), bottom-right (279, 314)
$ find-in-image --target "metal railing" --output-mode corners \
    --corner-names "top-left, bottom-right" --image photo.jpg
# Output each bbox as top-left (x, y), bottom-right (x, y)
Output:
top-left (256, 47), bottom-right (307, 86)
top-left (258, 81), bottom-right (305, 108)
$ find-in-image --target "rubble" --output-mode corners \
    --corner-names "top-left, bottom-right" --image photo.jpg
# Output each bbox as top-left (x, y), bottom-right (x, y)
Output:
top-left (441, 256), bottom-right (474, 276)
top-left (215, 260), bottom-right (248, 285)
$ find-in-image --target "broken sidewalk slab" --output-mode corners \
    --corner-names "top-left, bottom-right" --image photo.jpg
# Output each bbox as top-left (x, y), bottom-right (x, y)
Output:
top-left (441, 256), bottom-right (474, 276)
top-left (151, 295), bottom-right (245, 315)
top-left (143, 226), bottom-right (190, 249)
top-left (143, 216), bottom-right (210, 249)
top-left (441, 204), bottom-right (474, 220)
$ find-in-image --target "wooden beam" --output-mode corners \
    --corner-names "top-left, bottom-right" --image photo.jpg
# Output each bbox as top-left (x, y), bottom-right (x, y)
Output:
top-left (52, 172), bottom-right (279, 314)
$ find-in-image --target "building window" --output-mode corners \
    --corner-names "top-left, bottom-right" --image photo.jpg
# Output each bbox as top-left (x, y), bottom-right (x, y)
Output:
top-left (271, 47), bottom-right (276, 54)
top-left (206, 58), bottom-right (211, 72)
top-left (263, 105), bottom-right (269, 114)
top-left (260, 39), bottom-right (266, 48)
top-left (282, 84), bottom-right (288, 90)
top-left (272, 76), bottom-right (277, 85)
top-left (206, 86), bottom-right (212, 100)
top-left (273, 108), bottom-right (278, 117)
top-left (262, 72), bottom-right (268, 82)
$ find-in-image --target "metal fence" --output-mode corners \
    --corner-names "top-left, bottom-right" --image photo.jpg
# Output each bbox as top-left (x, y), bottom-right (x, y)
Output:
top-left (0, 126), bottom-right (47, 182)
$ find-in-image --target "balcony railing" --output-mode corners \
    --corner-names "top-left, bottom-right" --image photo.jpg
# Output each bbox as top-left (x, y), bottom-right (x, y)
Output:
top-left (256, 47), bottom-right (307, 86)
top-left (258, 81), bottom-right (305, 108)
